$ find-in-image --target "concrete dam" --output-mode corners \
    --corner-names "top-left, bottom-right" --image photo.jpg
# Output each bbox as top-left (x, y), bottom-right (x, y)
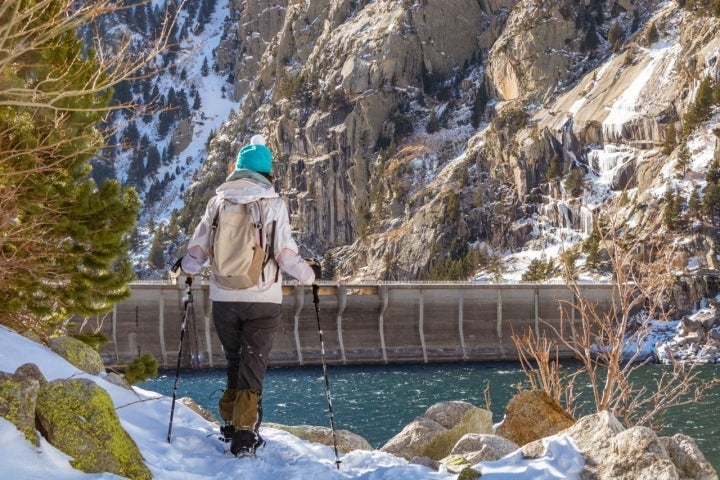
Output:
top-left (98, 278), bottom-right (616, 368)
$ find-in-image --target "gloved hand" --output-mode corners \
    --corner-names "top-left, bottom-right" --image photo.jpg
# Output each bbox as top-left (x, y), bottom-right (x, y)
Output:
top-left (306, 258), bottom-right (322, 282)
top-left (170, 257), bottom-right (184, 280)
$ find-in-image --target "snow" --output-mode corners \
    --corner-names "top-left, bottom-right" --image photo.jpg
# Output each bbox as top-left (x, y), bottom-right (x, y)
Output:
top-left (0, 325), bottom-right (587, 479)
top-left (602, 44), bottom-right (673, 138)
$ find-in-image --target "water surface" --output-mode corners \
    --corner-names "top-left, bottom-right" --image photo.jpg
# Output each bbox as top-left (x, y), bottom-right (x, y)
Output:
top-left (140, 362), bottom-right (719, 469)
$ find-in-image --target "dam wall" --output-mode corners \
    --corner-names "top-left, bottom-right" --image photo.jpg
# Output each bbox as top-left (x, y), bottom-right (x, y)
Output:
top-left (97, 278), bottom-right (616, 368)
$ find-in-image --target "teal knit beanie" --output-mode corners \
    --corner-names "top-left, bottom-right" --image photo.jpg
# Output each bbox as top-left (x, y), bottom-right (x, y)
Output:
top-left (236, 136), bottom-right (272, 174)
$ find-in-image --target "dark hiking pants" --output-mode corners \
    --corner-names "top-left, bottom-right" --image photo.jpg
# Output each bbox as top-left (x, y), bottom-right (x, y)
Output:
top-left (212, 301), bottom-right (281, 430)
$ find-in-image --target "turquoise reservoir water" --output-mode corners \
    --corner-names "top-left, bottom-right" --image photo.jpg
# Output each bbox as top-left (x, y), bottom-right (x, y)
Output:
top-left (139, 362), bottom-right (719, 470)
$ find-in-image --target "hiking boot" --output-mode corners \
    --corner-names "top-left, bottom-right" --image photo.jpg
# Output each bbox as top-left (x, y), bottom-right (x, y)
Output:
top-left (220, 423), bottom-right (235, 443)
top-left (230, 429), bottom-right (265, 457)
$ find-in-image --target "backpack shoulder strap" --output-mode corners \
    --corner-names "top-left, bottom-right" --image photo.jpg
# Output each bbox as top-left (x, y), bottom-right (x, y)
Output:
top-left (262, 219), bottom-right (279, 282)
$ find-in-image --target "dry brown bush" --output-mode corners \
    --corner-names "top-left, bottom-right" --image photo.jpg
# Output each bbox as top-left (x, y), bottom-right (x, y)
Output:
top-left (512, 214), bottom-right (718, 428)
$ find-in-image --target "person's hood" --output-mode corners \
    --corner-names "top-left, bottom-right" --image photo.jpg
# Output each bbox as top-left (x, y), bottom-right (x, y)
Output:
top-left (215, 173), bottom-right (279, 203)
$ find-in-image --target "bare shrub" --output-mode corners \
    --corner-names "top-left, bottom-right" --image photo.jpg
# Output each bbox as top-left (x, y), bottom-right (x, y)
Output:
top-left (512, 214), bottom-right (718, 428)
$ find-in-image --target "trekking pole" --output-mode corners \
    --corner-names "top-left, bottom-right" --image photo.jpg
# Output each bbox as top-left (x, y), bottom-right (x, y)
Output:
top-left (167, 274), bottom-right (193, 443)
top-left (312, 284), bottom-right (342, 469)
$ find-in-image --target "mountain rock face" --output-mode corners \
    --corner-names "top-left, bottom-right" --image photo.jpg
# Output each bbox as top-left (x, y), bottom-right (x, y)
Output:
top-left (173, 0), bottom-right (720, 281)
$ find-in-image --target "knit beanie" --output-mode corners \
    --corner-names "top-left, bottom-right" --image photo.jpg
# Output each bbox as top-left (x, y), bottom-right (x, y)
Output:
top-left (235, 135), bottom-right (272, 174)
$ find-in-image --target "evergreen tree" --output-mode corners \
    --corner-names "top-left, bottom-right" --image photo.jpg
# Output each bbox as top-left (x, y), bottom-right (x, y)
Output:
top-left (683, 77), bottom-right (714, 136)
top-left (702, 182), bottom-right (720, 223)
top-left (688, 189), bottom-right (702, 221)
top-left (581, 22), bottom-right (599, 51)
top-left (662, 118), bottom-right (677, 155)
top-left (547, 153), bottom-right (563, 180)
top-left (663, 189), bottom-right (682, 231)
top-left (471, 85), bottom-right (488, 129)
top-left (321, 252), bottom-right (338, 280)
top-left (201, 57), bottom-right (210, 76)
top-left (426, 107), bottom-right (440, 133)
top-left (713, 77), bottom-right (720, 104)
top-left (122, 121), bottom-right (140, 146)
top-left (0, 0), bottom-right (154, 334)
top-left (146, 144), bottom-right (161, 173)
top-left (148, 226), bottom-right (166, 269)
top-left (646, 22), bottom-right (659, 44)
top-left (703, 159), bottom-right (720, 224)
top-left (692, 77), bottom-right (714, 122)
top-left (707, 158), bottom-right (720, 184)
top-left (176, 88), bottom-right (190, 118)
top-left (565, 166), bottom-right (586, 196)
top-left (522, 256), bottom-right (555, 281)
top-left (675, 143), bottom-right (690, 177)
top-left (584, 226), bottom-right (602, 270)
top-left (608, 22), bottom-right (623, 49)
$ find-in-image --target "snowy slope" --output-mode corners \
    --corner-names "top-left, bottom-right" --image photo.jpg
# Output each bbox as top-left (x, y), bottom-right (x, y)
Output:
top-left (0, 326), bottom-right (585, 479)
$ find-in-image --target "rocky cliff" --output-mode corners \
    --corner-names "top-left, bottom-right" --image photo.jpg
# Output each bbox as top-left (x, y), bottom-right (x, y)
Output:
top-left (173, 0), bottom-right (720, 282)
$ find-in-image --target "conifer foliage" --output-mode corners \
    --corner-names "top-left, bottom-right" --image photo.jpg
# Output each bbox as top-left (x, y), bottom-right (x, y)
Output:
top-left (0, 0), bottom-right (171, 334)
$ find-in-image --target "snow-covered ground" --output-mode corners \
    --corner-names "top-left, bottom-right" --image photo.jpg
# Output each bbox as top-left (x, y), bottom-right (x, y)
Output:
top-left (1, 288), bottom-right (716, 479)
top-left (0, 325), bottom-right (588, 479)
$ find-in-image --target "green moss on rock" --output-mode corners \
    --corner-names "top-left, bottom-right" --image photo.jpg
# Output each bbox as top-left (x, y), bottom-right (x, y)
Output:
top-left (458, 467), bottom-right (482, 480)
top-left (0, 371), bottom-right (39, 445)
top-left (36, 379), bottom-right (150, 480)
top-left (48, 336), bottom-right (106, 375)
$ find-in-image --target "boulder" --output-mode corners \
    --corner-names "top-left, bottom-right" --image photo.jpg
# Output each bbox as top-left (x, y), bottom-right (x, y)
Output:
top-left (179, 397), bottom-right (218, 423)
top-left (523, 410), bottom-right (719, 480)
top-left (423, 400), bottom-right (476, 428)
top-left (496, 390), bottom-right (575, 446)
top-left (660, 434), bottom-right (718, 480)
top-left (35, 378), bottom-right (150, 480)
top-left (264, 423), bottom-right (372, 453)
top-left (609, 426), bottom-right (680, 480)
top-left (15, 362), bottom-right (47, 387)
top-left (103, 372), bottom-right (132, 390)
top-left (710, 328), bottom-right (720, 342)
top-left (48, 336), bottom-right (105, 375)
top-left (0, 370), bottom-right (40, 445)
top-left (409, 456), bottom-right (441, 470)
top-left (380, 401), bottom-right (494, 461)
top-left (380, 416), bottom-right (447, 460)
top-left (690, 306), bottom-right (718, 331)
top-left (449, 433), bottom-right (520, 465)
top-left (422, 402), bottom-right (494, 460)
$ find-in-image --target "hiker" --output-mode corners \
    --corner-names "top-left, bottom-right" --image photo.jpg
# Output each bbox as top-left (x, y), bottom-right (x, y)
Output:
top-left (180, 135), bottom-right (321, 456)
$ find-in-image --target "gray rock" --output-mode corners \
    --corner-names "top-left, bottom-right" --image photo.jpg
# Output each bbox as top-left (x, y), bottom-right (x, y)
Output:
top-left (48, 336), bottom-right (105, 375)
top-left (179, 397), bottom-right (218, 424)
top-left (36, 378), bottom-right (150, 480)
top-left (450, 433), bottom-right (519, 464)
top-left (381, 401), bottom-right (494, 461)
top-left (14, 362), bottom-right (46, 387)
top-left (524, 410), bottom-right (720, 480)
top-left (409, 456), bottom-right (441, 471)
top-left (103, 372), bottom-right (132, 390)
top-left (0, 370), bottom-right (40, 445)
top-left (423, 400), bottom-right (475, 429)
top-left (660, 434), bottom-right (718, 480)
top-left (380, 417), bottom-right (446, 460)
top-left (264, 422), bottom-right (372, 453)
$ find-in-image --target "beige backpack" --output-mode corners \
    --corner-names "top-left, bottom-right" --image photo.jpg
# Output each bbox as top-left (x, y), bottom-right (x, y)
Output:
top-left (209, 199), bottom-right (276, 289)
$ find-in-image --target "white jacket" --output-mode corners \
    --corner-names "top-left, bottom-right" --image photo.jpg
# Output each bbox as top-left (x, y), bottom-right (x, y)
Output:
top-left (182, 174), bottom-right (315, 303)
